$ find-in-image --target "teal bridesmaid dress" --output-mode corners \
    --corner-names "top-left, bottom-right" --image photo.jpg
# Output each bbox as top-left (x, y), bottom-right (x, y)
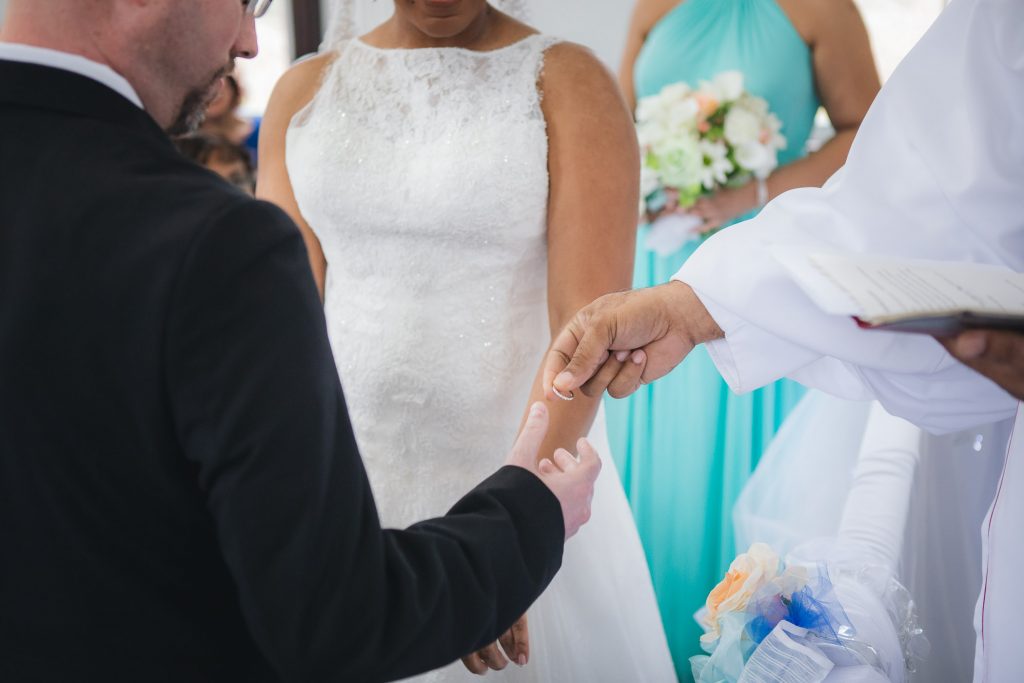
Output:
top-left (604, 0), bottom-right (821, 678)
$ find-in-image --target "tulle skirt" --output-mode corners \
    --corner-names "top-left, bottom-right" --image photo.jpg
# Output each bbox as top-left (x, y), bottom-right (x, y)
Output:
top-left (734, 391), bottom-right (1009, 682)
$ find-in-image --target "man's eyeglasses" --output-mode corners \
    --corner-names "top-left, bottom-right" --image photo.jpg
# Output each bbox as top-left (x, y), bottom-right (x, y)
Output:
top-left (243, 0), bottom-right (274, 18)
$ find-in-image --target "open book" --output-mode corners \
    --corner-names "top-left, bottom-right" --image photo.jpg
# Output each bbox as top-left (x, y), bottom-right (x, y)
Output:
top-left (774, 249), bottom-right (1024, 335)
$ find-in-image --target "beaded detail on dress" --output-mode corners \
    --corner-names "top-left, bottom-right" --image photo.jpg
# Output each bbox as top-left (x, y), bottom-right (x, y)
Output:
top-left (287, 35), bottom-right (560, 526)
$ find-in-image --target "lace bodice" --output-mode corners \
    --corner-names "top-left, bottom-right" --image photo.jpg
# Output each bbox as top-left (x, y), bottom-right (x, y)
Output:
top-left (286, 35), bottom-right (560, 527)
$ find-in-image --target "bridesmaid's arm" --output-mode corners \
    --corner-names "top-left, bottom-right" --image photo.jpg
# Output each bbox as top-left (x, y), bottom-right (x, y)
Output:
top-left (618, 0), bottom-right (683, 112)
top-left (521, 42), bottom-right (640, 463)
top-left (765, 0), bottom-right (880, 197)
top-left (256, 55), bottom-right (334, 302)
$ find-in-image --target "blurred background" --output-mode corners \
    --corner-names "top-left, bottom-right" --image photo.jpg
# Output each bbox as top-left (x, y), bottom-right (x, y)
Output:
top-left (0, 0), bottom-right (948, 118)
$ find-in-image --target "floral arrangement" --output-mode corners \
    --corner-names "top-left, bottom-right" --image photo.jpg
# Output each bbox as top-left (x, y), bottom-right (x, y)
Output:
top-left (692, 543), bottom-right (927, 683)
top-left (636, 72), bottom-right (786, 254)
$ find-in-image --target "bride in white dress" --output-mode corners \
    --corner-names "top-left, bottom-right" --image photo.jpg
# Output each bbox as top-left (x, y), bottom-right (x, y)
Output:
top-left (258, 1), bottom-right (675, 680)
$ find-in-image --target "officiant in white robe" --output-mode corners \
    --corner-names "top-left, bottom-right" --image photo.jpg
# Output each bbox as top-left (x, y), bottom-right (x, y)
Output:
top-left (545, 0), bottom-right (1022, 679)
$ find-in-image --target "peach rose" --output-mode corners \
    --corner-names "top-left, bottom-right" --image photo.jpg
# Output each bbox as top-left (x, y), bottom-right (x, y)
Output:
top-left (701, 543), bottom-right (782, 646)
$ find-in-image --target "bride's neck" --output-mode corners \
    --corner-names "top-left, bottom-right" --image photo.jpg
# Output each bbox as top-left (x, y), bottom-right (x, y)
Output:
top-left (376, 6), bottom-right (500, 50)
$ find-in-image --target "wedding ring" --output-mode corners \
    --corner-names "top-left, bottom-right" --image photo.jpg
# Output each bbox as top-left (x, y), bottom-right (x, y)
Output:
top-left (552, 385), bottom-right (575, 401)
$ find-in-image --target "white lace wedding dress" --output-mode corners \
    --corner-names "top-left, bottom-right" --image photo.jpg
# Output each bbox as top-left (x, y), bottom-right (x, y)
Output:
top-left (286, 34), bottom-right (676, 682)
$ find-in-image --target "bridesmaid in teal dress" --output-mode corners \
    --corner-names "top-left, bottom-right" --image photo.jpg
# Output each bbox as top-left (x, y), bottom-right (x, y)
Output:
top-left (608, 0), bottom-right (880, 677)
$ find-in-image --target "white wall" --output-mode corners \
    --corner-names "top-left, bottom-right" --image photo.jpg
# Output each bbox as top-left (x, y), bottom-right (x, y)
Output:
top-left (528, 1), bottom-right (632, 72)
top-left (317, 0), bottom-right (632, 70)
top-left (0, 0), bottom-right (8, 26)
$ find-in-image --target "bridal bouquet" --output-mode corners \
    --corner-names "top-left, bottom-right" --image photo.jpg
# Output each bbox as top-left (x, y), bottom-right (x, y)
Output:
top-left (636, 72), bottom-right (786, 256)
top-left (692, 543), bottom-right (928, 683)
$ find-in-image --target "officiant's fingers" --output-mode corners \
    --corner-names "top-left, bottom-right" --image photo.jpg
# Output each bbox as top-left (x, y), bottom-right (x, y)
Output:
top-left (506, 403), bottom-right (550, 470)
top-left (546, 325), bottom-right (614, 398)
top-left (580, 353), bottom-right (625, 397)
top-left (945, 329), bottom-right (1024, 400)
top-left (606, 350), bottom-right (647, 398)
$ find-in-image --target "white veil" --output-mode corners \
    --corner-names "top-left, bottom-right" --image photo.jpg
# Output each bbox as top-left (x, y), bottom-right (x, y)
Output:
top-left (321, 0), bottom-right (531, 51)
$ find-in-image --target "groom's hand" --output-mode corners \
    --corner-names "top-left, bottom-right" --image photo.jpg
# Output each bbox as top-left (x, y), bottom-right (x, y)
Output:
top-left (505, 403), bottom-right (601, 540)
top-left (460, 613), bottom-right (529, 674)
top-left (542, 281), bottom-right (723, 400)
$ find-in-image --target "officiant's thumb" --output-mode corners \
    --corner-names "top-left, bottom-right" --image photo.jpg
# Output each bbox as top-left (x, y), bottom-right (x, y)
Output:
top-left (549, 327), bottom-right (610, 397)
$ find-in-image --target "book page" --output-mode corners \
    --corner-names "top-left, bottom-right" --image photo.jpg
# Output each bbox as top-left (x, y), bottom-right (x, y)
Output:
top-left (774, 249), bottom-right (1024, 320)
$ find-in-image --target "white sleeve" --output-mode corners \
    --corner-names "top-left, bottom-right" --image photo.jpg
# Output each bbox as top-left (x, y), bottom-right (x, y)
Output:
top-left (675, 0), bottom-right (1023, 434)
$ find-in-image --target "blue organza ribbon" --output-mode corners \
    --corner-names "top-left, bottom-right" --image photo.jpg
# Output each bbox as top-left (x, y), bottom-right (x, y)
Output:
top-left (746, 568), bottom-right (854, 646)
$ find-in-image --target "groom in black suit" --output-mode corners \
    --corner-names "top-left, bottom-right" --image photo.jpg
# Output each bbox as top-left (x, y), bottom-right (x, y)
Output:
top-left (0, 1), bottom-right (600, 681)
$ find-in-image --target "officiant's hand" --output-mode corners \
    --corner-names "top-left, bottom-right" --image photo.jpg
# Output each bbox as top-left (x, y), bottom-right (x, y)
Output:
top-left (505, 403), bottom-right (601, 540)
top-left (461, 613), bottom-right (529, 674)
top-left (941, 329), bottom-right (1024, 400)
top-left (543, 281), bottom-right (723, 399)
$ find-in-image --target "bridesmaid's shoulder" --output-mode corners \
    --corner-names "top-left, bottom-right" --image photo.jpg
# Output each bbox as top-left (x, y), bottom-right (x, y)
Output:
top-left (264, 52), bottom-right (338, 129)
top-left (631, 0), bottom-right (685, 37)
top-left (775, 0), bottom-right (863, 44)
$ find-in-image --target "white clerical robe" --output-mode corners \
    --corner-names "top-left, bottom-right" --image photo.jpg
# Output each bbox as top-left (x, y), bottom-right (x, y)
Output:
top-left (676, 0), bottom-right (1023, 679)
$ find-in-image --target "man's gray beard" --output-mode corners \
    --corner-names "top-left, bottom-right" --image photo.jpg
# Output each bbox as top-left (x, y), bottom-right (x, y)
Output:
top-left (167, 88), bottom-right (211, 136)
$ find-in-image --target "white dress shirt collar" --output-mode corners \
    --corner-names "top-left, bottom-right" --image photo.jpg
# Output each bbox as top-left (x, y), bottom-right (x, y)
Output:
top-left (0, 42), bottom-right (144, 109)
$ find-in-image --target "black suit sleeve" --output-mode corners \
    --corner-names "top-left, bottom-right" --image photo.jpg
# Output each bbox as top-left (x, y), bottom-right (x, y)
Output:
top-left (164, 198), bottom-right (564, 682)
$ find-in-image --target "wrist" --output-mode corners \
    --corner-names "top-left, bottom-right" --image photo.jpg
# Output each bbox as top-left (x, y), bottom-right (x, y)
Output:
top-left (665, 280), bottom-right (724, 346)
top-left (754, 177), bottom-right (769, 209)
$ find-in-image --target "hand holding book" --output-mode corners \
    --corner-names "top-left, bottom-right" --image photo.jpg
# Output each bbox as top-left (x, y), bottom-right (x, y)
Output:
top-left (777, 249), bottom-right (1024, 400)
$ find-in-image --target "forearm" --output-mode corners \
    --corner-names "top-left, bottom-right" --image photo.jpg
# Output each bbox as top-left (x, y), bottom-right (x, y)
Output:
top-left (764, 127), bottom-right (858, 199)
top-left (523, 361), bottom-right (601, 466)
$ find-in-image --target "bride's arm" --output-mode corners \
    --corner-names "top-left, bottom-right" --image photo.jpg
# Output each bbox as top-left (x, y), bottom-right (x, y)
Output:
top-left (523, 43), bottom-right (640, 461)
top-left (256, 55), bottom-right (334, 302)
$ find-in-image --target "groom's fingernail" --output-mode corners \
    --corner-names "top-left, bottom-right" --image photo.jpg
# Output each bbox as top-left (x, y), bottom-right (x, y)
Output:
top-left (615, 350), bottom-right (629, 362)
top-left (632, 350), bottom-right (646, 364)
top-left (518, 655), bottom-right (527, 666)
top-left (555, 371), bottom-right (573, 387)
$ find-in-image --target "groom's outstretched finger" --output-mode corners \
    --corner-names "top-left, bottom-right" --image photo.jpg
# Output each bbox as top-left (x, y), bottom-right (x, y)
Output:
top-left (505, 403), bottom-right (550, 470)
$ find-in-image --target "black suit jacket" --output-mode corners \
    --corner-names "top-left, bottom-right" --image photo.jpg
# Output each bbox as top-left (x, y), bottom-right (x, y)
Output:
top-left (0, 60), bottom-right (564, 682)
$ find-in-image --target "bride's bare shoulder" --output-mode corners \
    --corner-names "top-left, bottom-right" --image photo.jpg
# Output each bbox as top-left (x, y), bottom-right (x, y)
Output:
top-left (540, 42), bottom-right (623, 113)
top-left (263, 52), bottom-right (338, 130)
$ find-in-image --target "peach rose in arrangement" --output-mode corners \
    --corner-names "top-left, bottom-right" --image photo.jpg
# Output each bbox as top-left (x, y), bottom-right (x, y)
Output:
top-left (701, 543), bottom-right (782, 646)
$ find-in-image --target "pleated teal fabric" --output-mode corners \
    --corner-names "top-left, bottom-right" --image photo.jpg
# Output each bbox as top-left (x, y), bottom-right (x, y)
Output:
top-left (605, 1), bottom-right (820, 677)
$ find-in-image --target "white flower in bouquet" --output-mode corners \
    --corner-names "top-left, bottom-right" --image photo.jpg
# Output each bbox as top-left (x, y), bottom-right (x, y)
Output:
top-left (640, 164), bottom-right (661, 201)
top-left (699, 139), bottom-right (733, 190)
top-left (635, 71), bottom-right (789, 253)
top-left (723, 104), bottom-right (762, 146)
top-left (735, 141), bottom-right (778, 179)
top-left (705, 70), bottom-right (745, 102)
top-left (650, 134), bottom-right (703, 192)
